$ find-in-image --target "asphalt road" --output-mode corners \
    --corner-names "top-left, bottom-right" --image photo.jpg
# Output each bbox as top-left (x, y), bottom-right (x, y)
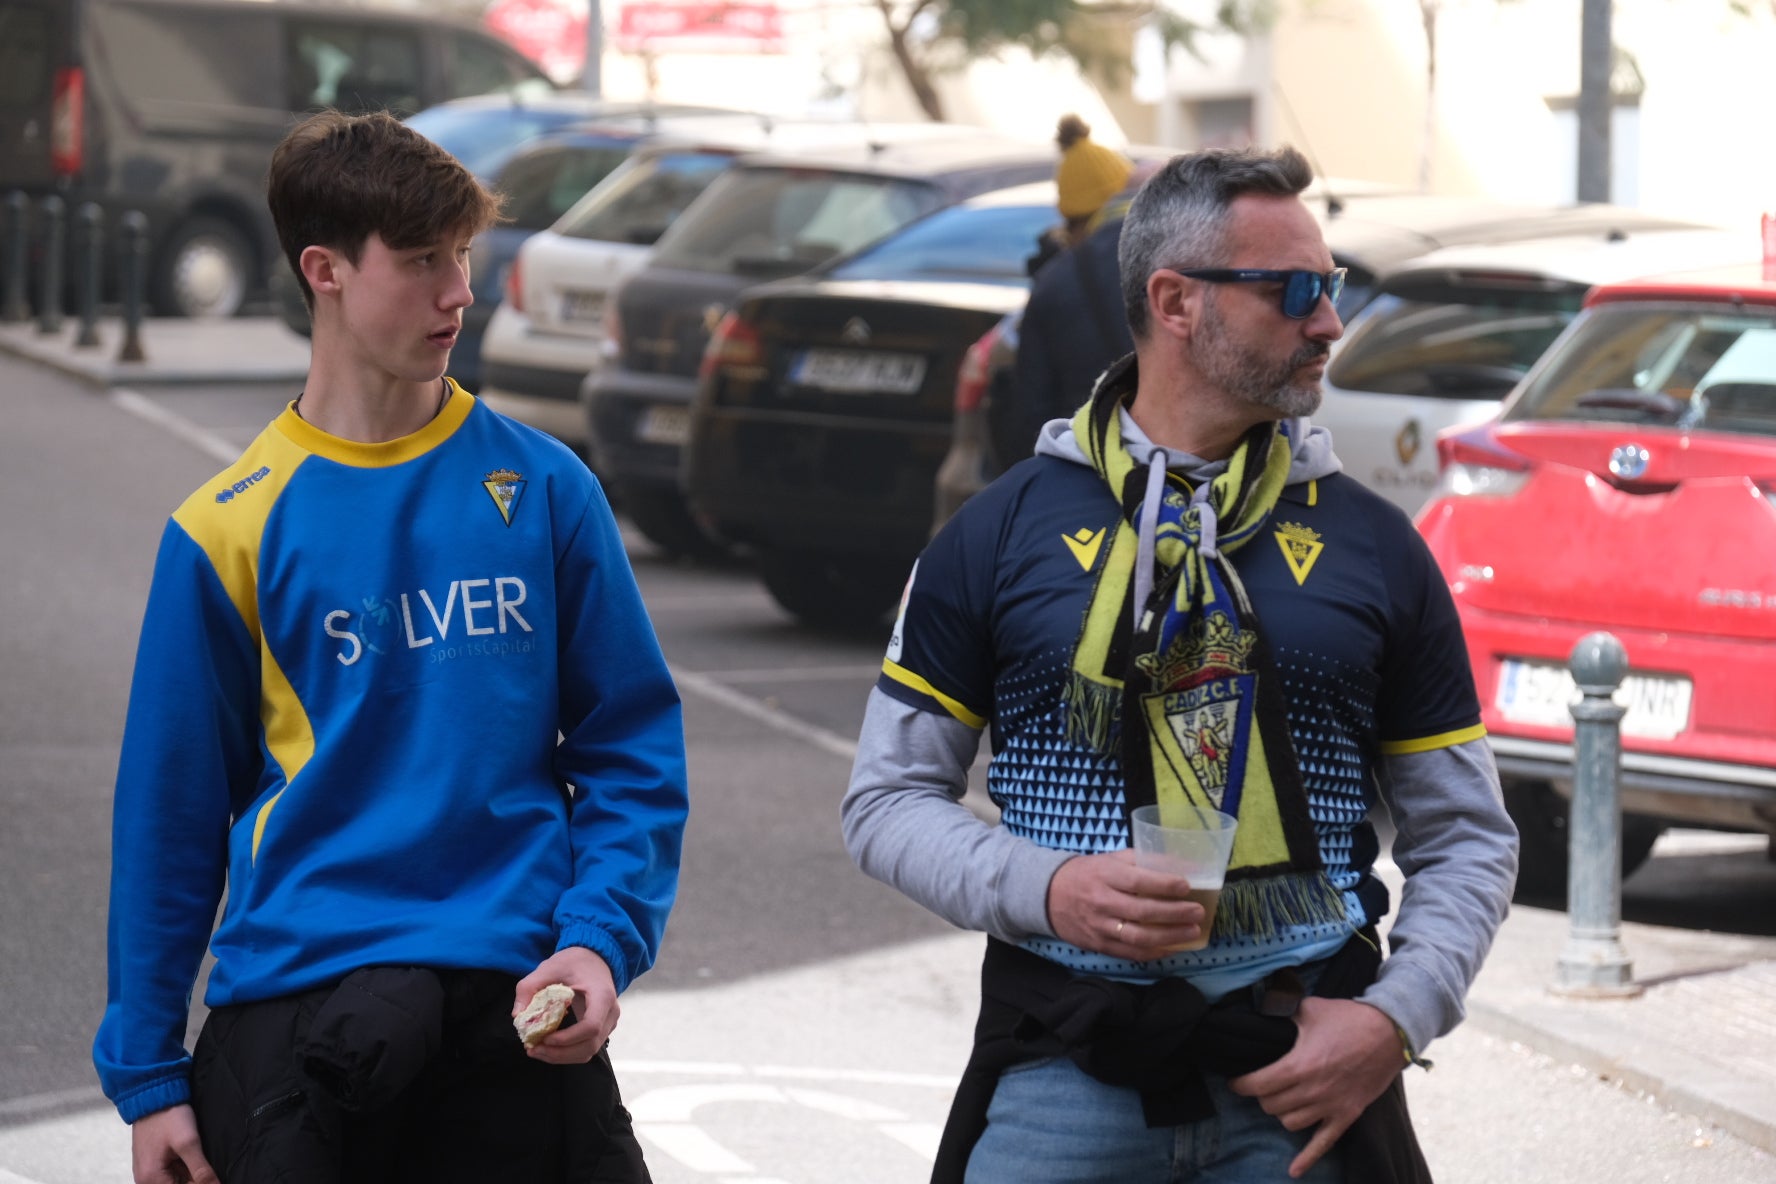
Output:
top-left (2, 357), bottom-right (1772, 1184)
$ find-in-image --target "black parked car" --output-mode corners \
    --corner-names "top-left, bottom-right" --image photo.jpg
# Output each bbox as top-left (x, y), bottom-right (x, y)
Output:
top-left (0, 0), bottom-right (551, 318)
top-left (681, 180), bottom-right (1062, 629)
top-left (586, 130), bottom-right (1054, 560)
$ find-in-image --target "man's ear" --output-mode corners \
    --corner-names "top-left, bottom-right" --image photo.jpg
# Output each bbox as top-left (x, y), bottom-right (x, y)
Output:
top-left (1145, 268), bottom-right (1196, 342)
top-left (299, 245), bottom-right (345, 300)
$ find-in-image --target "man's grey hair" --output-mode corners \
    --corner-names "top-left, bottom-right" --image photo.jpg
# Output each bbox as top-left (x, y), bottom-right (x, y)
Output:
top-left (1118, 146), bottom-right (1315, 338)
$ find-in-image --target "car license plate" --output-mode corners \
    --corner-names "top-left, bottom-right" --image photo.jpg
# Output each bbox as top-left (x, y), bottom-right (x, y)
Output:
top-left (635, 404), bottom-right (690, 446)
top-left (791, 348), bottom-right (926, 395)
top-left (560, 289), bottom-right (604, 326)
top-left (1494, 659), bottom-right (1693, 740)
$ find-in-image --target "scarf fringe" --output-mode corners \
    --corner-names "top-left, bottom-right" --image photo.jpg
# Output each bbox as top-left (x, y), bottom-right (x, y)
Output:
top-left (1213, 871), bottom-right (1348, 942)
top-left (1063, 671), bottom-right (1123, 753)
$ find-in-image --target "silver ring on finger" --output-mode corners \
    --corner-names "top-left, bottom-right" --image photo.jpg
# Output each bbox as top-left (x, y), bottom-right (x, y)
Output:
top-left (1115, 919), bottom-right (1126, 939)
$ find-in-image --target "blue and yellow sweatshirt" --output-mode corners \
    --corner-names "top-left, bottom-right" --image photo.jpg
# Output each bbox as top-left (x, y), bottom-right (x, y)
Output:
top-left (93, 382), bottom-right (687, 1123)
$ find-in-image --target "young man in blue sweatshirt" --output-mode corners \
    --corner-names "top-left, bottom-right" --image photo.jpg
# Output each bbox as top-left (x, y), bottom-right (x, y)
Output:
top-left (94, 110), bottom-right (688, 1183)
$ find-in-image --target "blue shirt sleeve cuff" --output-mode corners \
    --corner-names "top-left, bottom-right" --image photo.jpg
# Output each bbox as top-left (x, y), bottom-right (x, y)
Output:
top-left (115, 1074), bottom-right (192, 1125)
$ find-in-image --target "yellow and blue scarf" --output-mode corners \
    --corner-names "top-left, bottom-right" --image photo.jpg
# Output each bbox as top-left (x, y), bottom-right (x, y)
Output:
top-left (1065, 359), bottom-right (1345, 941)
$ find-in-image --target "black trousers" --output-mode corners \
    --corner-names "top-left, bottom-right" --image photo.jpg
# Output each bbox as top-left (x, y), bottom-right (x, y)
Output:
top-left (190, 969), bottom-right (651, 1184)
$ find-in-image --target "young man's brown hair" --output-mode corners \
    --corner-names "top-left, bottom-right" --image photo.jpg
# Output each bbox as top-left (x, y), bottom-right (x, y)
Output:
top-left (268, 109), bottom-right (505, 309)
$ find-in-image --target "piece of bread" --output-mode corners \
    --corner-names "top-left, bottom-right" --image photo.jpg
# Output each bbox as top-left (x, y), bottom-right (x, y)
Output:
top-left (514, 983), bottom-right (576, 1048)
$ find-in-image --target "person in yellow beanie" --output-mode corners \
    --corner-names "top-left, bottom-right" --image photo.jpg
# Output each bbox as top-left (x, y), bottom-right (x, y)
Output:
top-left (1054, 114), bottom-right (1133, 246)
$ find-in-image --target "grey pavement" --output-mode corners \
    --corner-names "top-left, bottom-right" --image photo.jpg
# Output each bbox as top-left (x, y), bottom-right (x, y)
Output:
top-left (0, 314), bottom-right (310, 388)
top-left (3, 318), bottom-right (1774, 1169)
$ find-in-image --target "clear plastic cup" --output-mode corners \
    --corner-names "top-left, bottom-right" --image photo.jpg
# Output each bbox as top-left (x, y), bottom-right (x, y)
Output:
top-left (1129, 803), bottom-right (1239, 951)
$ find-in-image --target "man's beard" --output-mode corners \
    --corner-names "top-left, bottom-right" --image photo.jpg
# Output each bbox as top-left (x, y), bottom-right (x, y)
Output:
top-left (1195, 296), bottom-right (1329, 417)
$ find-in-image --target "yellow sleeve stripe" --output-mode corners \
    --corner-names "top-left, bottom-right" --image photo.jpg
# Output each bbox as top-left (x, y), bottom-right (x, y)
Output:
top-left (881, 660), bottom-right (987, 730)
top-left (1380, 723), bottom-right (1488, 755)
top-left (1307, 479), bottom-right (1318, 507)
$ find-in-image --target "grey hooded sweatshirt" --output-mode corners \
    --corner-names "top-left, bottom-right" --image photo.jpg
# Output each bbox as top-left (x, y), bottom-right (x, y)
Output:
top-left (842, 408), bottom-right (1519, 1057)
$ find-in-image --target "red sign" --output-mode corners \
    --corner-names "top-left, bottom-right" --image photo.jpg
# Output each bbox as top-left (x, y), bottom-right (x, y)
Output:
top-left (614, 3), bottom-right (784, 53)
top-left (484, 0), bottom-right (588, 82)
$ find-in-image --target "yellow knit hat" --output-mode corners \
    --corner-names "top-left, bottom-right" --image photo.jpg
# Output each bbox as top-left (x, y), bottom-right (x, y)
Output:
top-left (1056, 137), bottom-right (1134, 220)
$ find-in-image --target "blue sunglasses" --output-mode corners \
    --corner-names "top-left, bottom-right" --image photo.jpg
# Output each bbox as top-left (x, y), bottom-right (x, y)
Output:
top-left (1174, 268), bottom-right (1347, 319)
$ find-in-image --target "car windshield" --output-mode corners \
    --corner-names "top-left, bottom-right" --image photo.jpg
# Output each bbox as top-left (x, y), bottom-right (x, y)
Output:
top-left (403, 106), bottom-right (586, 177)
top-left (1326, 281), bottom-right (1588, 402)
top-left (555, 150), bottom-right (733, 244)
top-left (651, 167), bottom-right (943, 277)
top-left (824, 201), bottom-right (1056, 286)
top-left (496, 143), bottom-right (635, 231)
top-left (1505, 302), bottom-right (1776, 437)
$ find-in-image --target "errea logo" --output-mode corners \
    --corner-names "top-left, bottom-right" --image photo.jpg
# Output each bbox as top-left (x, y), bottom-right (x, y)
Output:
top-left (215, 466), bottom-right (272, 504)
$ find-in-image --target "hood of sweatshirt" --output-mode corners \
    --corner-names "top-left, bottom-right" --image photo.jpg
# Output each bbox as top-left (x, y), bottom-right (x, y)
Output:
top-left (1031, 363), bottom-right (1343, 623)
top-left (1032, 401), bottom-right (1342, 487)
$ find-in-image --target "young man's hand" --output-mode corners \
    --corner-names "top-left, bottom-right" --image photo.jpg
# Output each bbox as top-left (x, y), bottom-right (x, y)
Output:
top-left (1225, 997), bottom-right (1404, 1178)
top-left (1046, 849), bottom-right (1207, 961)
top-left (132, 1103), bottom-right (218, 1184)
top-left (514, 946), bottom-right (619, 1064)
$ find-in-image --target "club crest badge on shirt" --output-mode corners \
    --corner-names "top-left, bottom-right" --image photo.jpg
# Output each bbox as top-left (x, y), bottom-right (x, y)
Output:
top-left (483, 468), bottom-right (527, 527)
top-left (1273, 521), bottom-right (1324, 586)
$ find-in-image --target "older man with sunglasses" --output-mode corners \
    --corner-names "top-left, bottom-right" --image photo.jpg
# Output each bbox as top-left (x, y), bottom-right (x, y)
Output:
top-left (844, 145), bottom-right (1518, 1183)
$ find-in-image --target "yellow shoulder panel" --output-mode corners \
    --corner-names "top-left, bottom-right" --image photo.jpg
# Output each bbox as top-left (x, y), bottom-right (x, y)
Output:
top-left (171, 428), bottom-right (318, 844)
top-left (171, 428), bottom-right (312, 643)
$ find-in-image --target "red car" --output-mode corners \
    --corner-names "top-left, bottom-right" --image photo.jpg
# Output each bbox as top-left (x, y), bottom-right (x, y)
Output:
top-left (1416, 262), bottom-right (1776, 897)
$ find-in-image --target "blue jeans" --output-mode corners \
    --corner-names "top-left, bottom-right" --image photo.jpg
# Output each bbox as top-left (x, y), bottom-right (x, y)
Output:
top-left (964, 1055), bottom-right (1345, 1184)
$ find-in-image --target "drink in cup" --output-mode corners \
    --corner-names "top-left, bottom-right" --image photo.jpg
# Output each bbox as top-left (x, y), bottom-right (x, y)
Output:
top-left (1130, 803), bottom-right (1238, 951)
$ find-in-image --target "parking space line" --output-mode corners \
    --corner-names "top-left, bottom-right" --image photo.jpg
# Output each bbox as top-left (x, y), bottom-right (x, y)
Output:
top-left (671, 666), bottom-right (858, 762)
top-left (692, 664), bottom-right (882, 684)
top-left (110, 388), bottom-right (240, 465)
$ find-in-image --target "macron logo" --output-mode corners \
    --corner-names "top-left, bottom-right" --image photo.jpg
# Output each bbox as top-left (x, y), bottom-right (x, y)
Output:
top-left (215, 466), bottom-right (272, 504)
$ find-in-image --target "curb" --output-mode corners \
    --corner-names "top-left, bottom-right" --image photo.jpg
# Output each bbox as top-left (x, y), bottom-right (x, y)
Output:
top-left (1465, 995), bottom-right (1776, 1154)
top-left (0, 322), bottom-right (309, 388)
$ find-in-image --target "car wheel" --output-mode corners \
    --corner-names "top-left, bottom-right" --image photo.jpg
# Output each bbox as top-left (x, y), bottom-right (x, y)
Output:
top-left (155, 216), bottom-right (254, 318)
top-left (621, 485), bottom-right (728, 563)
top-left (1503, 777), bottom-right (1664, 902)
top-left (757, 549), bottom-right (907, 634)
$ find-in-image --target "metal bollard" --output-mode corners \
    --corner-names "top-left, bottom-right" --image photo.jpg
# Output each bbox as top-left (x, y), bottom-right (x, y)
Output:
top-left (36, 194), bottom-right (65, 335)
top-left (1550, 632), bottom-right (1643, 997)
top-left (2, 191), bottom-right (28, 323)
top-left (116, 210), bottom-right (148, 364)
top-left (74, 203), bottom-right (103, 348)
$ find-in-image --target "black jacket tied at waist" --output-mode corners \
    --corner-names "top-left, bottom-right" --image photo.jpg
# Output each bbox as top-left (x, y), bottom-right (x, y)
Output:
top-left (931, 932), bottom-right (1433, 1184)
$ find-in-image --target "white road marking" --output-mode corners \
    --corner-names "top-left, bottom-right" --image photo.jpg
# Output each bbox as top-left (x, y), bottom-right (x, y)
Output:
top-left (689, 664), bottom-right (883, 684)
top-left (109, 388), bottom-right (240, 465)
top-left (670, 667), bottom-right (859, 762)
top-left (637, 1121), bottom-right (758, 1174)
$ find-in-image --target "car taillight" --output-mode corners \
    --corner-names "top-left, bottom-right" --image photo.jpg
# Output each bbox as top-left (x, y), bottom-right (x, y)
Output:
top-left (699, 312), bottom-right (763, 381)
top-left (1431, 423), bottom-right (1531, 499)
top-left (51, 67), bottom-right (84, 178)
top-left (954, 324), bottom-right (1000, 412)
top-left (504, 254), bottom-right (524, 314)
